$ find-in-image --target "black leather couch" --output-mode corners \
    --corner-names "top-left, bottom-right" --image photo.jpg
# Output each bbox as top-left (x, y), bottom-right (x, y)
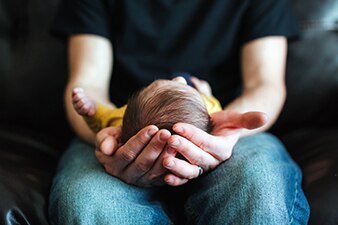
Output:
top-left (0, 0), bottom-right (337, 224)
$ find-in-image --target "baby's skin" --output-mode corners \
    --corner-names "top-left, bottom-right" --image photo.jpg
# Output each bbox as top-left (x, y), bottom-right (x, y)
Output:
top-left (72, 87), bottom-right (97, 117)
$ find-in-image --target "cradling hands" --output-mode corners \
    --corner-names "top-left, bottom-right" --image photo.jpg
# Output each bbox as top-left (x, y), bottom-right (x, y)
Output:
top-left (162, 110), bottom-right (268, 186)
top-left (94, 110), bottom-right (268, 187)
top-left (95, 125), bottom-right (172, 187)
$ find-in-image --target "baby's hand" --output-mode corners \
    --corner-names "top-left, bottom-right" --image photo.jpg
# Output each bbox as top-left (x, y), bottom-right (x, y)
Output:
top-left (190, 77), bottom-right (212, 96)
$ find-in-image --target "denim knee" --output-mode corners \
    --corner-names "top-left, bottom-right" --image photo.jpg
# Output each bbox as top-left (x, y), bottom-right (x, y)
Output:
top-left (49, 139), bottom-right (172, 225)
top-left (231, 133), bottom-right (309, 224)
top-left (185, 133), bottom-right (310, 225)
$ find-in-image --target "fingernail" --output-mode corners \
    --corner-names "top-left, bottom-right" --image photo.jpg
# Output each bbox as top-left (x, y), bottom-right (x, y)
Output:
top-left (164, 158), bottom-right (175, 168)
top-left (174, 125), bottom-right (184, 134)
top-left (165, 176), bottom-right (173, 185)
top-left (159, 132), bottom-right (169, 142)
top-left (147, 127), bottom-right (158, 137)
top-left (169, 138), bottom-right (180, 147)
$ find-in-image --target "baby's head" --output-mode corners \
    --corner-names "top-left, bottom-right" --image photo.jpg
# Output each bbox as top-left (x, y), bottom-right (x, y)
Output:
top-left (120, 79), bottom-right (212, 143)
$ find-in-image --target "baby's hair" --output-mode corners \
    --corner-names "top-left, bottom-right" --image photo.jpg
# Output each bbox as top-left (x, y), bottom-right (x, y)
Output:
top-left (120, 85), bottom-right (213, 144)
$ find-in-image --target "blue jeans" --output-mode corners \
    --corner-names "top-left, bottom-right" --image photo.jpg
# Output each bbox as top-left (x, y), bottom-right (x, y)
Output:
top-left (48, 133), bottom-right (310, 225)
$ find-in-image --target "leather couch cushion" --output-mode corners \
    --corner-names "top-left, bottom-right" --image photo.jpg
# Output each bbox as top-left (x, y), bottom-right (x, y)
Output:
top-left (292, 0), bottom-right (338, 31)
top-left (272, 0), bottom-right (338, 134)
top-left (0, 128), bottom-right (61, 225)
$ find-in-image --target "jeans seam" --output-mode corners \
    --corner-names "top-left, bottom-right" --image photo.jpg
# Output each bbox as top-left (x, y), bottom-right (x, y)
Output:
top-left (289, 170), bottom-right (300, 225)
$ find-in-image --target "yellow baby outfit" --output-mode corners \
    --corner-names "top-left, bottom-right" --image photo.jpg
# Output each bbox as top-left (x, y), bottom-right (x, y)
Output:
top-left (85, 95), bottom-right (222, 133)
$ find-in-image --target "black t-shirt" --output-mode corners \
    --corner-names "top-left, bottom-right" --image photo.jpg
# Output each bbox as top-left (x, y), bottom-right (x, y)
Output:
top-left (52, 0), bottom-right (298, 107)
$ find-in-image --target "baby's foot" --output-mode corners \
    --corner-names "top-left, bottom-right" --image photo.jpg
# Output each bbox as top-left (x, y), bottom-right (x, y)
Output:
top-left (72, 88), bottom-right (96, 117)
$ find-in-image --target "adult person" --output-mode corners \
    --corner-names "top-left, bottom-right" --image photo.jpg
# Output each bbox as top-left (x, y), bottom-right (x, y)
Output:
top-left (49, 0), bottom-right (310, 224)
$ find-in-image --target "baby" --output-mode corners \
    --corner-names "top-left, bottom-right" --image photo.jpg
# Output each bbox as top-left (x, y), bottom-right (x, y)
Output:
top-left (72, 75), bottom-right (222, 144)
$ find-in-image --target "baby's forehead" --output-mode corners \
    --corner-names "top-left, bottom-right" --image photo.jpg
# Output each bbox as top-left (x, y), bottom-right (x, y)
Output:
top-left (143, 79), bottom-right (203, 102)
top-left (148, 79), bottom-right (191, 91)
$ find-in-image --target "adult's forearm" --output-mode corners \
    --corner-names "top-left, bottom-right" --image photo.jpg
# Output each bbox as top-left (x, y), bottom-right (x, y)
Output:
top-left (65, 35), bottom-right (114, 144)
top-left (227, 37), bottom-right (288, 137)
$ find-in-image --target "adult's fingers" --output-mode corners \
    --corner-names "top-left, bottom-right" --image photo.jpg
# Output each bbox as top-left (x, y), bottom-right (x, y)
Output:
top-left (111, 125), bottom-right (158, 174)
top-left (123, 129), bottom-right (170, 184)
top-left (172, 123), bottom-right (236, 161)
top-left (95, 126), bottom-right (122, 155)
top-left (240, 111), bottom-right (269, 129)
top-left (211, 110), bottom-right (268, 130)
top-left (163, 155), bottom-right (203, 180)
top-left (95, 149), bottom-right (115, 175)
top-left (167, 134), bottom-right (219, 170)
top-left (136, 149), bottom-right (173, 187)
top-left (164, 173), bottom-right (189, 186)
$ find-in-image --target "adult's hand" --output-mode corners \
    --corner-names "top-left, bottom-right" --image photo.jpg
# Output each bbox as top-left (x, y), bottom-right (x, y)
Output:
top-left (95, 125), bottom-right (173, 187)
top-left (162, 110), bottom-right (268, 186)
